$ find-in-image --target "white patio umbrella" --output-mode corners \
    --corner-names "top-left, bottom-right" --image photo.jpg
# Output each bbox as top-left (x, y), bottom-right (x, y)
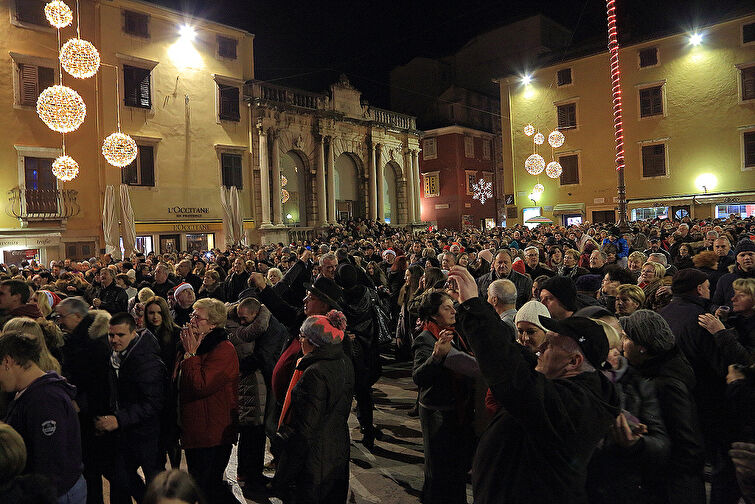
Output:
top-left (220, 186), bottom-right (236, 248)
top-left (102, 185), bottom-right (121, 259)
top-left (119, 184), bottom-right (137, 258)
top-left (230, 185), bottom-right (245, 246)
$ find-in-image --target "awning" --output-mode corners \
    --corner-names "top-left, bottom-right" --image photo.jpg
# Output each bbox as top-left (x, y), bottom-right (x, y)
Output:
top-left (552, 203), bottom-right (585, 214)
top-left (628, 191), bottom-right (755, 206)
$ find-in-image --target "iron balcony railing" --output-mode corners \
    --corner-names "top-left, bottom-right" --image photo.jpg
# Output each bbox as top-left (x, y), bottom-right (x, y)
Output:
top-left (7, 187), bottom-right (80, 220)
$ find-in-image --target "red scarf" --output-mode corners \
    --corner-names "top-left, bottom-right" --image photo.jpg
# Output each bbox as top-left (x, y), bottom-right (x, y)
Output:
top-left (278, 358), bottom-right (303, 428)
top-left (422, 320), bottom-right (471, 354)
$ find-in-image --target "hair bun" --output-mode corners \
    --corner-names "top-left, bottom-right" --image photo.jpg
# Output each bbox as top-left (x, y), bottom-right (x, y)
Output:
top-left (326, 309), bottom-right (347, 331)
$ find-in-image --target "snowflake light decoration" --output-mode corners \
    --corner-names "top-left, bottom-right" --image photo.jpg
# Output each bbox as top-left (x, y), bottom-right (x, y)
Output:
top-left (471, 178), bottom-right (493, 205)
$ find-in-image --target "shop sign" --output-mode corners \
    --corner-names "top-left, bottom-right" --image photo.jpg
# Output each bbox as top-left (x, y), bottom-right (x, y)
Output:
top-left (0, 235), bottom-right (60, 249)
top-left (172, 224), bottom-right (210, 232)
top-left (167, 206), bottom-right (211, 218)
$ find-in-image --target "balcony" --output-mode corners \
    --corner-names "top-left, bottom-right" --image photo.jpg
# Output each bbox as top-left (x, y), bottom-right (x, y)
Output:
top-left (246, 81), bottom-right (324, 111)
top-left (7, 187), bottom-right (80, 221)
top-left (369, 107), bottom-right (417, 130)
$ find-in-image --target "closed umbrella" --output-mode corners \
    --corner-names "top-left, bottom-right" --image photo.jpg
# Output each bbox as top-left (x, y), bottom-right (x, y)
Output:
top-left (220, 186), bottom-right (235, 248)
top-left (119, 184), bottom-right (137, 258)
top-left (102, 185), bottom-right (121, 259)
top-left (230, 185), bottom-right (245, 246)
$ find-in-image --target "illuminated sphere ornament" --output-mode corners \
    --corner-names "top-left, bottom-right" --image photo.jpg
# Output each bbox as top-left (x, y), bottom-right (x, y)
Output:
top-left (281, 189), bottom-right (290, 204)
top-left (52, 155), bottom-right (79, 181)
top-left (533, 183), bottom-right (544, 194)
top-left (280, 174), bottom-right (288, 187)
top-left (36, 85), bottom-right (86, 133)
top-left (525, 154), bottom-right (545, 175)
top-left (546, 161), bottom-right (563, 179)
top-left (60, 38), bottom-right (101, 79)
top-left (548, 130), bottom-right (565, 148)
top-left (45, 1), bottom-right (73, 28)
top-left (534, 132), bottom-right (545, 145)
top-left (523, 124), bottom-right (535, 136)
top-left (102, 132), bottom-right (138, 167)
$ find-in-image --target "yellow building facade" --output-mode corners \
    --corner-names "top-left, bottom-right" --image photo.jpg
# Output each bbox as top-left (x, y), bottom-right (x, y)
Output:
top-left (500, 14), bottom-right (755, 227)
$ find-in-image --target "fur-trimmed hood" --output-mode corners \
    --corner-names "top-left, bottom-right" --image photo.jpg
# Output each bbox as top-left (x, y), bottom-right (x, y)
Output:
top-left (87, 310), bottom-right (111, 340)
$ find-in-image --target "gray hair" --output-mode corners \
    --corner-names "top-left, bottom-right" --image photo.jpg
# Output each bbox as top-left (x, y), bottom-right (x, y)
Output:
top-left (648, 252), bottom-right (668, 266)
top-left (319, 253), bottom-right (337, 266)
top-left (488, 279), bottom-right (517, 306)
top-left (706, 230), bottom-right (719, 239)
top-left (523, 246), bottom-right (539, 255)
top-left (58, 296), bottom-right (88, 316)
top-left (620, 309), bottom-right (675, 355)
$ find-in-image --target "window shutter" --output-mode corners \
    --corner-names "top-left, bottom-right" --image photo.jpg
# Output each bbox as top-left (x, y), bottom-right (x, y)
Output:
top-left (557, 68), bottom-right (572, 86)
top-left (138, 70), bottom-right (151, 108)
top-left (642, 145), bottom-right (666, 177)
top-left (233, 154), bottom-right (243, 188)
top-left (744, 132), bottom-right (755, 168)
top-left (123, 66), bottom-right (151, 108)
top-left (218, 36), bottom-right (237, 59)
top-left (17, 0), bottom-right (47, 25)
top-left (122, 158), bottom-right (138, 184)
top-left (743, 67), bottom-right (755, 101)
top-left (219, 85), bottom-right (240, 121)
top-left (559, 155), bottom-right (579, 185)
top-left (19, 64), bottom-right (38, 106)
top-left (140, 146), bottom-right (155, 186)
top-left (557, 104), bottom-right (576, 129)
top-left (38, 66), bottom-right (54, 91)
top-left (742, 23), bottom-right (755, 44)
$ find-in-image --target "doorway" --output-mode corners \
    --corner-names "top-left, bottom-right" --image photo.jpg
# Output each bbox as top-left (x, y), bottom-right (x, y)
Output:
top-left (159, 234), bottom-right (180, 253)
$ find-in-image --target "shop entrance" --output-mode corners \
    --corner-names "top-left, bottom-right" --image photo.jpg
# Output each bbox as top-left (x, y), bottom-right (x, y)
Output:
top-left (159, 234), bottom-right (180, 254)
top-left (592, 210), bottom-right (616, 224)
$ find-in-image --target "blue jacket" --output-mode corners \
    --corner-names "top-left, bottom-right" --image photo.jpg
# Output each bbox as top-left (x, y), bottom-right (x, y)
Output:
top-left (4, 372), bottom-right (82, 497)
top-left (602, 237), bottom-right (629, 259)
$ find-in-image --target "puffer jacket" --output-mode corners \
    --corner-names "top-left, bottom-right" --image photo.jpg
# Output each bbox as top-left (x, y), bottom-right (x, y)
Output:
top-left (179, 327), bottom-right (239, 449)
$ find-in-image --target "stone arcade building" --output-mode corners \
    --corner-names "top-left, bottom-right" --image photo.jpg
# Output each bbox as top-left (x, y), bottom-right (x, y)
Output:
top-left (247, 75), bottom-right (423, 244)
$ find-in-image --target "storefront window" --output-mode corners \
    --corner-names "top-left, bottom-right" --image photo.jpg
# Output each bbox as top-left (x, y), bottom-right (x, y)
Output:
top-left (186, 233), bottom-right (215, 253)
top-left (716, 204), bottom-right (755, 218)
top-left (3, 249), bottom-right (39, 265)
top-left (566, 215), bottom-right (583, 226)
top-left (631, 207), bottom-right (668, 220)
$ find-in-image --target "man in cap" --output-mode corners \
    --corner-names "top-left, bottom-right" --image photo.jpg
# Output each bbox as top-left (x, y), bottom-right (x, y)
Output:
top-left (447, 266), bottom-right (620, 504)
top-left (644, 237), bottom-right (671, 262)
top-left (539, 275), bottom-right (579, 320)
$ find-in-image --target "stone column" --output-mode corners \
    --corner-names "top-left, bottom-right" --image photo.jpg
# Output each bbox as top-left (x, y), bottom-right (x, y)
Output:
top-left (316, 136), bottom-right (327, 226)
top-left (405, 149), bottom-right (416, 223)
top-left (412, 150), bottom-right (421, 221)
top-left (271, 133), bottom-right (282, 225)
top-left (368, 141), bottom-right (377, 220)
top-left (326, 137), bottom-right (336, 223)
top-left (375, 145), bottom-right (384, 223)
top-left (258, 127), bottom-right (272, 227)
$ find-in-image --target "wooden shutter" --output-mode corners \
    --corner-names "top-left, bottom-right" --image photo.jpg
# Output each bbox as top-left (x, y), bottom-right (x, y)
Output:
top-left (122, 157), bottom-right (138, 184)
top-left (218, 36), bottom-right (237, 59)
top-left (559, 155), bottom-right (579, 185)
top-left (642, 144), bottom-right (666, 177)
top-left (19, 64), bottom-right (38, 106)
top-left (38, 66), bottom-right (54, 91)
top-left (557, 104), bottom-right (576, 129)
top-left (640, 86), bottom-right (663, 117)
top-left (222, 154), bottom-right (242, 189)
top-left (124, 11), bottom-right (149, 37)
top-left (219, 85), bottom-right (240, 121)
top-left (745, 132), bottom-right (755, 168)
top-left (17, 0), bottom-right (47, 25)
top-left (639, 48), bottom-right (657, 67)
top-left (557, 68), bottom-right (572, 86)
top-left (744, 23), bottom-right (755, 44)
top-left (742, 67), bottom-right (755, 101)
top-left (140, 146), bottom-right (155, 186)
top-left (123, 66), bottom-right (151, 108)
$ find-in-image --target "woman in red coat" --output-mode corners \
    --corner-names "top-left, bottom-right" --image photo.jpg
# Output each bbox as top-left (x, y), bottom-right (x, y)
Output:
top-left (178, 297), bottom-right (239, 504)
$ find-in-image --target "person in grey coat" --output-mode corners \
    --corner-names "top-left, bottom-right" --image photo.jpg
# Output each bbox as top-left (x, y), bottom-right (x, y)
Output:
top-left (476, 250), bottom-right (532, 309)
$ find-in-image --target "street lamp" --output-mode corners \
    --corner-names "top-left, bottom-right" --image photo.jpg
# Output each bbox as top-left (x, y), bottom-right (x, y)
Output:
top-left (689, 32), bottom-right (703, 46)
top-left (695, 173), bottom-right (717, 194)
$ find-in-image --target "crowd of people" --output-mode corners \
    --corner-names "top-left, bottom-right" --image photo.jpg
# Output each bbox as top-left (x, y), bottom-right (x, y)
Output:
top-left (0, 215), bottom-right (753, 504)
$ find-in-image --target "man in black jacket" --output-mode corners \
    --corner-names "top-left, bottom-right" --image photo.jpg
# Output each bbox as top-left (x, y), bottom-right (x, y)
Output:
top-left (94, 268), bottom-right (128, 314)
top-left (476, 250), bottom-right (532, 308)
top-left (448, 266), bottom-right (620, 504)
top-left (151, 263), bottom-right (176, 300)
top-left (98, 313), bottom-right (165, 504)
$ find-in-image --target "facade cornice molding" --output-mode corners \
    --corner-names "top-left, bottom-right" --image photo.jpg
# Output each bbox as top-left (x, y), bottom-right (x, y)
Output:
top-left (424, 125), bottom-right (496, 138)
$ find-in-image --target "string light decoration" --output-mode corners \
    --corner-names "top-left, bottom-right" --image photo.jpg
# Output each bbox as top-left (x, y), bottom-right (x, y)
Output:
top-left (548, 130), bottom-right (565, 148)
top-left (546, 161), bottom-right (563, 179)
top-left (533, 183), bottom-right (544, 194)
top-left (60, 38), bottom-right (100, 79)
top-left (45, 0), bottom-right (73, 28)
top-left (533, 132), bottom-right (545, 145)
top-left (525, 154), bottom-right (545, 175)
top-left (281, 189), bottom-right (290, 204)
top-left (471, 178), bottom-right (493, 205)
top-left (524, 124), bottom-right (535, 136)
top-left (102, 132), bottom-right (138, 167)
top-left (37, 85), bottom-right (86, 133)
top-left (606, 0), bottom-right (625, 172)
top-left (52, 155), bottom-right (79, 181)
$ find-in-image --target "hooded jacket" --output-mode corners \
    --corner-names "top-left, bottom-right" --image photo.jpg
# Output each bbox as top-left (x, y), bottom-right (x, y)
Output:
top-left (713, 263), bottom-right (755, 308)
top-left (455, 297), bottom-right (620, 504)
top-left (4, 372), bottom-right (82, 497)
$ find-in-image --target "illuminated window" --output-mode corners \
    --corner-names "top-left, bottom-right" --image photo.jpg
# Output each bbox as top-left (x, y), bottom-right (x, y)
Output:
top-left (557, 68), bottom-right (572, 86)
top-left (641, 143), bottom-right (667, 177)
top-left (482, 139), bottom-right (491, 160)
top-left (221, 153), bottom-right (243, 189)
top-left (464, 137), bottom-right (474, 158)
top-left (218, 84), bottom-right (240, 121)
top-left (559, 154), bottom-right (579, 185)
top-left (217, 36), bottom-right (237, 59)
top-left (123, 65), bottom-right (151, 109)
top-left (557, 103), bottom-right (577, 130)
top-left (423, 172), bottom-right (439, 197)
top-left (123, 10), bottom-right (149, 38)
top-left (639, 85), bottom-right (664, 117)
top-left (423, 138), bottom-right (437, 160)
top-left (741, 66), bottom-right (755, 101)
top-left (465, 170), bottom-right (477, 195)
top-left (716, 204), bottom-right (755, 218)
top-left (122, 145), bottom-right (155, 187)
top-left (638, 47), bottom-right (658, 68)
top-left (631, 207), bottom-right (668, 220)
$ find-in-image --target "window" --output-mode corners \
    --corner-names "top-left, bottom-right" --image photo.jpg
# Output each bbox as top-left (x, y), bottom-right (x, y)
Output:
top-left (221, 153), bottom-right (243, 189)
top-left (423, 172), bottom-right (439, 197)
top-left (15, 0), bottom-right (47, 26)
top-left (464, 137), bottom-right (474, 158)
top-left (743, 22), bottom-right (755, 44)
top-left (123, 65), bottom-right (151, 109)
top-left (557, 103), bottom-right (577, 130)
top-left (741, 66), bottom-right (755, 101)
top-left (716, 204), bottom-right (755, 218)
top-left (639, 47), bottom-right (658, 68)
top-left (218, 84), bottom-right (240, 121)
top-left (23, 157), bottom-right (57, 214)
top-left (482, 139), bottom-right (491, 160)
top-left (557, 68), bottom-right (572, 86)
top-left (217, 36), bottom-right (237, 59)
top-left (122, 145), bottom-right (155, 186)
top-left (123, 10), bottom-right (149, 38)
top-left (465, 171), bottom-right (478, 195)
top-left (559, 154), bottom-right (579, 185)
top-left (744, 131), bottom-right (755, 169)
top-left (423, 138), bottom-right (437, 160)
top-left (641, 144), bottom-right (667, 177)
top-left (631, 207), bottom-right (668, 220)
top-left (17, 63), bottom-right (54, 106)
top-left (639, 85), bottom-right (664, 117)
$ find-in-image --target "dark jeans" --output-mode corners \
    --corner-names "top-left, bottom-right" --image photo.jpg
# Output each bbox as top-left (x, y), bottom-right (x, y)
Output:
top-left (185, 444), bottom-right (237, 504)
top-left (107, 437), bottom-right (160, 504)
top-left (238, 424), bottom-right (266, 480)
top-left (81, 427), bottom-right (113, 504)
top-left (354, 381), bottom-right (374, 431)
top-left (418, 406), bottom-right (470, 504)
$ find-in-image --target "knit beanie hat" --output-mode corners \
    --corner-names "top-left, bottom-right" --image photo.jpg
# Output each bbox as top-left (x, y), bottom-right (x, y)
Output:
top-left (671, 268), bottom-right (708, 295)
top-left (574, 274), bottom-right (602, 294)
top-left (619, 309), bottom-right (675, 354)
top-left (540, 275), bottom-right (578, 312)
top-left (514, 300), bottom-right (550, 332)
top-left (300, 310), bottom-right (347, 347)
top-left (734, 239), bottom-right (755, 255)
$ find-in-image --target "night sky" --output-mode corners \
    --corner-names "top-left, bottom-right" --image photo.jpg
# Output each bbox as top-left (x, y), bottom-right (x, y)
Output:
top-left (145, 0), bottom-right (752, 108)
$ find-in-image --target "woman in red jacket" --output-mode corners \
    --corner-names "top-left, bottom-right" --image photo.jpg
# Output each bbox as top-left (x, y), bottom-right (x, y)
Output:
top-left (178, 297), bottom-right (239, 504)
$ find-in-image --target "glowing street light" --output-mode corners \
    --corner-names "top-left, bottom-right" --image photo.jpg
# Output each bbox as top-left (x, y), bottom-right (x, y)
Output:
top-left (522, 74), bottom-right (532, 85)
top-left (180, 25), bottom-right (196, 41)
top-left (695, 173), bottom-right (717, 193)
top-left (689, 32), bottom-right (703, 46)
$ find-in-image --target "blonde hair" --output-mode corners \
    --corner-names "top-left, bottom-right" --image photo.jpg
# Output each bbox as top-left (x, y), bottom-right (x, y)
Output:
top-left (628, 251), bottom-right (647, 265)
top-left (593, 318), bottom-right (621, 351)
top-left (32, 291), bottom-right (52, 318)
top-left (138, 287), bottom-right (156, 303)
top-left (193, 298), bottom-right (227, 328)
top-left (641, 261), bottom-right (666, 280)
top-left (0, 422), bottom-right (26, 482)
top-left (733, 278), bottom-right (755, 300)
top-left (1, 318), bottom-right (61, 374)
top-left (617, 284), bottom-right (646, 306)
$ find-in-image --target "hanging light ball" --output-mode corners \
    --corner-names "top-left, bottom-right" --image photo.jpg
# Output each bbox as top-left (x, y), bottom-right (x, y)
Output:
top-left (281, 189), bottom-right (290, 204)
top-left (548, 130), bottom-right (565, 148)
top-left (102, 132), bottom-right (138, 167)
top-left (523, 124), bottom-right (535, 136)
top-left (546, 161), bottom-right (563, 179)
top-left (534, 132), bottom-right (545, 145)
top-left (60, 38), bottom-right (101, 79)
top-left (533, 183), bottom-right (544, 194)
top-left (36, 85), bottom-right (86, 133)
top-left (52, 155), bottom-right (79, 181)
top-left (280, 174), bottom-right (288, 187)
top-left (45, 0), bottom-right (73, 28)
top-left (525, 154), bottom-right (545, 175)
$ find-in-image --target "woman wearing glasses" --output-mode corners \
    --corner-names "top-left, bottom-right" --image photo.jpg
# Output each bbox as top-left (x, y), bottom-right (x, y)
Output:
top-left (178, 298), bottom-right (239, 504)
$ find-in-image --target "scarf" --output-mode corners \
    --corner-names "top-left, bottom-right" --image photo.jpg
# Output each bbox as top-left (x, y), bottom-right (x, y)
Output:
top-left (110, 332), bottom-right (142, 378)
top-left (278, 357), bottom-right (304, 428)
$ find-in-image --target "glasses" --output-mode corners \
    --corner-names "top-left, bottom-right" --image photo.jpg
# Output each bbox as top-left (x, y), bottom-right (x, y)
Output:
top-left (190, 313), bottom-right (208, 322)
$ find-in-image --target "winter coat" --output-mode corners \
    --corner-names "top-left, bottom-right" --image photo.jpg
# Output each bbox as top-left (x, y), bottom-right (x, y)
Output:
top-left (557, 265), bottom-right (590, 280)
top-left (171, 304), bottom-right (192, 327)
top-left (341, 285), bottom-right (382, 386)
top-left (713, 264), bottom-right (755, 307)
top-left (602, 237), bottom-right (630, 258)
top-left (710, 313), bottom-right (755, 368)
top-left (587, 360), bottom-right (671, 504)
top-left (151, 279), bottom-right (176, 300)
top-left (179, 327), bottom-right (239, 449)
top-left (231, 304), bottom-right (288, 383)
top-left (4, 372), bottom-right (82, 498)
top-left (476, 269), bottom-right (532, 309)
top-left (455, 297), bottom-right (620, 504)
top-left (197, 282), bottom-right (226, 302)
top-left (634, 347), bottom-right (706, 504)
top-left (96, 282), bottom-right (128, 314)
top-left (274, 342), bottom-right (355, 503)
top-left (180, 272), bottom-right (203, 292)
top-left (108, 329), bottom-right (166, 442)
top-left (225, 270), bottom-right (250, 302)
top-left (0, 303), bottom-right (44, 328)
top-left (524, 262), bottom-right (555, 279)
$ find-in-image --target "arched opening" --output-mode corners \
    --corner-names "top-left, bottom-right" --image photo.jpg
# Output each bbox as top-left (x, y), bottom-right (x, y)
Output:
top-left (383, 162), bottom-right (400, 225)
top-left (280, 150), bottom-right (307, 226)
top-left (334, 153), bottom-right (362, 220)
